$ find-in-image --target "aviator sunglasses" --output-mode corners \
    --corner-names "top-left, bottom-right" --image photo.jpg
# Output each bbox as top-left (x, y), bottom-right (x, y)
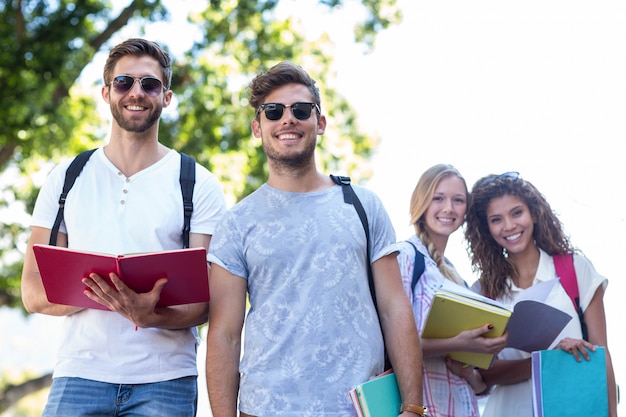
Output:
top-left (111, 74), bottom-right (166, 97)
top-left (257, 102), bottom-right (321, 121)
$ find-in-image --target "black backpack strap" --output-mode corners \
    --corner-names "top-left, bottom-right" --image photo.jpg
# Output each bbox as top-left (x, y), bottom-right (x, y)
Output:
top-left (330, 175), bottom-right (375, 307)
top-left (405, 241), bottom-right (425, 291)
top-left (330, 174), bottom-right (391, 369)
top-left (50, 149), bottom-right (196, 249)
top-left (179, 153), bottom-right (196, 249)
top-left (49, 149), bottom-right (97, 246)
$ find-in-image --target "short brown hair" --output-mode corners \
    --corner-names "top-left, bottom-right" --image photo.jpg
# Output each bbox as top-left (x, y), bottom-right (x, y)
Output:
top-left (248, 62), bottom-right (321, 117)
top-left (103, 38), bottom-right (172, 89)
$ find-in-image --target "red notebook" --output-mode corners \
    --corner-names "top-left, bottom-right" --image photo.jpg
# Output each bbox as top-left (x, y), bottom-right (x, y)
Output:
top-left (33, 244), bottom-right (210, 310)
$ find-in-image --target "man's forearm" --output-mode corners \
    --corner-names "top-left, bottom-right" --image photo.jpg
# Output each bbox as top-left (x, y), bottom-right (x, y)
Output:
top-left (206, 336), bottom-right (242, 417)
top-left (382, 305), bottom-right (424, 405)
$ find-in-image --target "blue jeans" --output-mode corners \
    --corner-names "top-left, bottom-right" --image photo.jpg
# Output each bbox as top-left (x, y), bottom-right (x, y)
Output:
top-left (42, 376), bottom-right (197, 417)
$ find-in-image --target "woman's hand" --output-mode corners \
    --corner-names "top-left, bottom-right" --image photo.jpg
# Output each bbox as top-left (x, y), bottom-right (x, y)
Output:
top-left (421, 324), bottom-right (507, 359)
top-left (445, 357), bottom-right (489, 395)
top-left (454, 324), bottom-right (508, 354)
top-left (554, 337), bottom-right (595, 362)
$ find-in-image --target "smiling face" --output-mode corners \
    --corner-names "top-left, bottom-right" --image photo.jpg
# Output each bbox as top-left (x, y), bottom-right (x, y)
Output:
top-left (251, 83), bottom-right (326, 172)
top-left (423, 175), bottom-right (467, 242)
top-left (486, 194), bottom-right (537, 257)
top-left (103, 55), bottom-right (172, 134)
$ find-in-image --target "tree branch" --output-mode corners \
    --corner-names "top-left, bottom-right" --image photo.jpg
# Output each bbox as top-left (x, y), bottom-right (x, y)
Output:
top-left (0, 373), bottom-right (53, 413)
top-left (89, 1), bottom-right (140, 52)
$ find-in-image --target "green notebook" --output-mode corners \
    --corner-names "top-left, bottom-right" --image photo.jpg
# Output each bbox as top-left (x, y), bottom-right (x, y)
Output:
top-left (354, 372), bottom-right (401, 417)
top-left (532, 347), bottom-right (608, 417)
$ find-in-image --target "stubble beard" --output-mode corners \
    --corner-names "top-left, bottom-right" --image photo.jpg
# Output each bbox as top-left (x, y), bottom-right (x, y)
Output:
top-left (111, 101), bottom-right (162, 133)
top-left (263, 138), bottom-right (317, 175)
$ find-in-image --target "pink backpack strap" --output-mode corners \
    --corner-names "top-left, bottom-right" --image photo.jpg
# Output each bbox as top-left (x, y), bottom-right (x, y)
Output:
top-left (553, 253), bottom-right (588, 341)
top-left (553, 253), bottom-right (579, 306)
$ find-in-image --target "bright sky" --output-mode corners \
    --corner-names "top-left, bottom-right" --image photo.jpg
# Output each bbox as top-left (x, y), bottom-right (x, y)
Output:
top-left (2, 1), bottom-right (624, 415)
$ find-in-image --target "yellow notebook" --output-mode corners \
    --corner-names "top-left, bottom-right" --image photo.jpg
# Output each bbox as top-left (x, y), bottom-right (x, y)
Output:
top-left (422, 282), bottom-right (512, 369)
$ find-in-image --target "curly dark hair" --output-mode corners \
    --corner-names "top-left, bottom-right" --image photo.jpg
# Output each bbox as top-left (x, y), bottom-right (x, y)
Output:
top-left (248, 61), bottom-right (321, 119)
top-left (465, 172), bottom-right (575, 299)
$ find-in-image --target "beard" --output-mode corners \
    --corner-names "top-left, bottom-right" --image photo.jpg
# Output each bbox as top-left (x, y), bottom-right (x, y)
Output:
top-left (110, 100), bottom-right (162, 133)
top-left (263, 137), bottom-right (317, 172)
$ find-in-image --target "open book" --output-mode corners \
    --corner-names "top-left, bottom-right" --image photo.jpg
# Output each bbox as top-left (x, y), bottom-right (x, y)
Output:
top-left (33, 244), bottom-right (209, 310)
top-left (422, 280), bottom-right (572, 368)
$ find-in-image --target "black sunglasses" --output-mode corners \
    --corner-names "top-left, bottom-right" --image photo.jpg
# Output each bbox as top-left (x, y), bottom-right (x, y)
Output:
top-left (257, 102), bottom-right (320, 121)
top-left (483, 171), bottom-right (520, 186)
top-left (111, 74), bottom-right (165, 97)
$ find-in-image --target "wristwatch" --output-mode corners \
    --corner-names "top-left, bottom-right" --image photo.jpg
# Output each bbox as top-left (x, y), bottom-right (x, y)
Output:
top-left (400, 403), bottom-right (428, 416)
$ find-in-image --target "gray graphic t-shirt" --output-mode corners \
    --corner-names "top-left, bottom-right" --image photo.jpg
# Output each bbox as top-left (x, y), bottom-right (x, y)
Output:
top-left (208, 182), bottom-right (398, 416)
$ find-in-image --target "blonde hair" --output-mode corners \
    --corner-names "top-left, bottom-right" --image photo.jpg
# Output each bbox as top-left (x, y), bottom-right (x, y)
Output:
top-left (409, 164), bottom-right (468, 284)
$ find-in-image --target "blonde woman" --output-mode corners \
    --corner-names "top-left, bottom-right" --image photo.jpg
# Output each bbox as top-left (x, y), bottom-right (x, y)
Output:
top-left (397, 164), bottom-right (507, 417)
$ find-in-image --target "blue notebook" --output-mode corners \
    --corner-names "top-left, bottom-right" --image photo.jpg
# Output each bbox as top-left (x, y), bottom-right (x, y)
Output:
top-left (351, 372), bottom-right (401, 417)
top-left (531, 347), bottom-right (608, 417)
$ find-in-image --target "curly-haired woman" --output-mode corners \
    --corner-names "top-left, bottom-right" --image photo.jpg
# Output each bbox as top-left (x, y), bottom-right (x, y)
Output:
top-left (464, 172), bottom-right (617, 417)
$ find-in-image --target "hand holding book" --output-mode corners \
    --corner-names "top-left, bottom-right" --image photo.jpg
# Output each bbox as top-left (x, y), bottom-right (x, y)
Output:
top-left (422, 280), bottom-right (572, 368)
top-left (33, 244), bottom-right (210, 311)
top-left (532, 347), bottom-right (608, 417)
top-left (421, 281), bottom-right (512, 368)
top-left (81, 269), bottom-right (170, 316)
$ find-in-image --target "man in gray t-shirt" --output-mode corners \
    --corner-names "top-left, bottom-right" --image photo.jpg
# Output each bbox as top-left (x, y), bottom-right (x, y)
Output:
top-left (205, 62), bottom-right (425, 417)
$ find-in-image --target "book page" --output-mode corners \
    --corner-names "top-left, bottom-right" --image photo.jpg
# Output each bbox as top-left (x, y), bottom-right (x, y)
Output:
top-left (440, 279), bottom-right (509, 310)
top-left (507, 300), bottom-right (572, 352)
top-left (515, 279), bottom-right (558, 303)
top-left (505, 279), bottom-right (571, 352)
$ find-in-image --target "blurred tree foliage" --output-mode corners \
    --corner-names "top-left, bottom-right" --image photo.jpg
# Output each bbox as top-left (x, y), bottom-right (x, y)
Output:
top-left (0, 0), bottom-right (400, 411)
